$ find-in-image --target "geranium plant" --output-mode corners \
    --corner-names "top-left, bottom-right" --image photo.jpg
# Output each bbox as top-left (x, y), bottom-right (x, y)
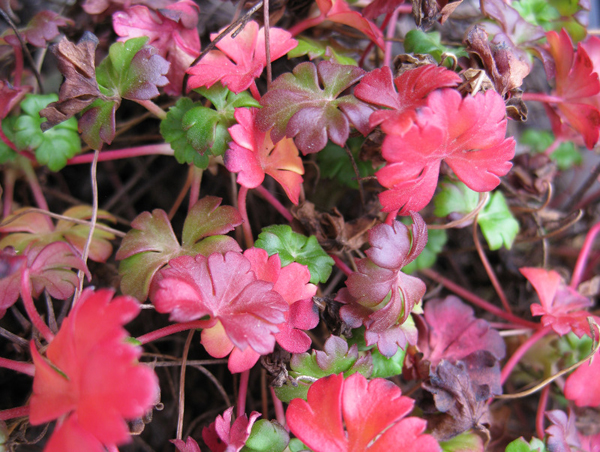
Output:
top-left (2, 0), bottom-right (600, 451)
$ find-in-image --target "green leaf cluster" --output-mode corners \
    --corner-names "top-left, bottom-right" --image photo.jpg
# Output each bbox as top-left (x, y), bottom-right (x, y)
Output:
top-left (255, 225), bottom-right (335, 284)
top-left (520, 129), bottom-right (582, 170)
top-left (317, 137), bottom-right (377, 189)
top-left (404, 30), bottom-right (468, 66)
top-left (160, 83), bottom-right (260, 168)
top-left (7, 94), bottom-right (81, 171)
top-left (288, 37), bottom-right (358, 66)
top-left (513, 0), bottom-right (588, 41)
top-left (433, 180), bottom-right (519, 250)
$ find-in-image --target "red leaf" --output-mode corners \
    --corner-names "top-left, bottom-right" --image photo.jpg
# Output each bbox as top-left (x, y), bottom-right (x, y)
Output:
top-left (520, 267), bottom-right (593, 337)
top-left (225, 108), bottom-right (304, 204)
top-left (29, 289), bottom-right (159, 450)
top-left (113, 0), bottom-right (201, 95)
top-left (1, 10), bottom-right (72, 48)
top-left (286, 373), bottom-right (440, 452)
top-left (0, 81), bottom-right (31, 119)
top-left (0, 247), bottom-right (26, 318)
top-left (202, 406), bottom-right (261, 452)
top-left (377, 89), bottom-right (515, 214)
top-left (564, 348), bottom-right (600, 407)
top-left (545, 29), bottom-right (600, 149)
top-left (354, 65), bottom-right (461, 133)
top-left (244, 247), bottom-right (318, 353)
top-left (187, 21), bottom-right (297, 94)
top-left (151, 252), bottom-right (288, 355)
top-left (171, 437), bottom-right (201, 452)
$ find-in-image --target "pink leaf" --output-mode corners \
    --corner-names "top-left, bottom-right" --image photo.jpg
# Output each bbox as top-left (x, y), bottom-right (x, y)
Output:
top-left (29, 289), bottom-right (159, 451)
top-left (187, 21), bottom-right (297, 94)
top-left (171, 437), bottom-right (202, 452)
top-left (521, 267), bottom-right (593, 337)
top-left (564, 348), bottom-right (600, 407)
top-left (355, 65), bottom-right (461, 133)
top-left (225, 108), bottom-right (304, 204)
top-left (286, 373), bottom-right (440, 452)
top-left (202, 406), bottom-right (261, 452)
top-left (113, 0), bottom-right (201, 95)
top-left (377, 89), bottom-right (515, 214)
top-left (151, 252), bottom-right (288, 355)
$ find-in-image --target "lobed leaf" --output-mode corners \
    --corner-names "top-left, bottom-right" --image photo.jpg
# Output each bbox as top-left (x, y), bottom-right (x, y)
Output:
top-left (257, 61), bottom-right (372, 154)
top-left (477, 191), bottom-right (520, 250)
top-left (254, 224), bottom-right (334, 284)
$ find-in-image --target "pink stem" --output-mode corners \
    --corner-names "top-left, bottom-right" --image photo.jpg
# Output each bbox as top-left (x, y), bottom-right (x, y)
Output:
top-left (254, 185), bottom-right (293, 222)
top-left (500, 326), bottom-right (552, 384)
top-left (135, 99), bottom-right (167, 120)
top-left (385, 210), bottom-right (398, 225)
top-left (20, 157), bottom-right (49, 211)
top-left (136, 319), bottom-right (216, 345)
top-left (0, 357), bottom-right (35, 376)
top-left (270, 387), bottom-right (286, 429)
top-left (522, 92), bottom-right (564, 104)
top-left (536, 385), bottom-right (550, 440)
top-left (238, 186), bottom-right (254, 248)
top-left (237, 369), bottom-right (250, 417)
top-left (543, 139), bottom-right (562, 157)
top-left (570, 221), bottom-right (600, 288)
top-left (11, 44), bottom-right (22, 87)
top-left (359, 12), bottom-right (392, 67)
top-left (3, 167), bottom-right (16, 218)
top-left (288, 13), bottom-right (326, 37)
top-left (384, 6), bottom-right (402, 68)
top-left (0, 127), bottom-right (18, 152)
top-left (188, 166), bottom-right (203, 212)
top-left (421, 268), bottom-right (541, 329)
top-left (20, 268), bottom-right (55, 343)
top-left (330, 254), bottom-right (353, 276)
top-left (67, 144), bottom-right (174, 165)
top-left (0, 406), bottom-right (29, 421)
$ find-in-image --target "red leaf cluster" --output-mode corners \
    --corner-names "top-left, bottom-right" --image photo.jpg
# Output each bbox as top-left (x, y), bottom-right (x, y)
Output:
top-left (202, 406), bottom-right (260, 452)
top-left (29, 289), bottom-right (159, 452)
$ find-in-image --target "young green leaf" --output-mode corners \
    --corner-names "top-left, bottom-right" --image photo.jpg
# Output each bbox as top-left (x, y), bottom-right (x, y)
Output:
top-left (288, 37), bottom-right (358, 66)
top-left (477, 191), bottom-right (519, 250)
top-left (505, 437), bottom-right (547, 452)
top-left (404, 30), bottom-right (467, 64)
top-left (317, 137), bottom-right (376, 189)
top-left (13, 94), bottom-right (81, 171)
top-left (370, 343), bottom-right (407, 378)
top-left (255, 224), bottom-right (335, 284)
top-left (433, 180), bottom-right (479, 218)
top-left (242, 420), bottom-right (289, 452)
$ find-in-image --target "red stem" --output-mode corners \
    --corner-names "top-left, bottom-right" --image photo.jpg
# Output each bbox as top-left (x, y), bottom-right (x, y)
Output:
top-left (67, 144), bottom-right (174, 165)
top-left (385, 210), bottom-right (398, 225)
top-left (270, 387), bottom-right (286, 429)
top-left (570, 220), bottom-right (600, 289)
top-left (0, 405), bottom-right (29, 421)
top-left (20, 157), bottom-right (49, 211)
top-left (330, 254), bottom-right (353, 276)
top-left (237, 369), bottom-right (250, 417)
top-left (238, 186), bottom-right (254, 248)
top-left (536, 385), bottom-right (550, 440)
top-left (500, 326), bottom-right (552, 385)
top-left (254, 185), bottom-right (293, 222)
top-left (0, 356), bottom-right (35, 376)
top-left (20, 268), bottom-right (55, 343)
top-left (522, 92), bottom-right (564, 104)
top-left (420, 268), bottom-right (541, 329)
top-left (188, 166), bottom-right (203, 212)
top-left (11, 44), bottom-right (22, 87)
top-left (136, 319), bottom-right (216, 345)
top-left (384, 6), bottom-right (402, 68)
top-left (3, 167), bottom-right (16, 218)
top-left (288, 13), bottom-right (325, 37)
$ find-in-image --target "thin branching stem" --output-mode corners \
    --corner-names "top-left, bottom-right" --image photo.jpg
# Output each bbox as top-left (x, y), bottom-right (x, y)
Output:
top-left (0, 357), bottom-right (35, 376)
top-left (20, 268), bottom-right (54, 343)
top-left (500, 326), bottom-right (552, 385)
top-left (176, 330), bottom-right (195, 440)
top-left (136, 319), bottom-right (216, 345)
top-left (570, 220), bottom-right (600, 288)
top-left (0, 405), bottom-right (30, 421)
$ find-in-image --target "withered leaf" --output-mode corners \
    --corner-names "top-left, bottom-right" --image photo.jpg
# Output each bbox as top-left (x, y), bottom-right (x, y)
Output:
top-left (412, 0), bottom-right (463, 29)
top-left (421, 360), bottom-right (491, 442)
top-left (40, 32), bottom-right (108, 131)
top-left (464, 25), bottom-right (530, 96)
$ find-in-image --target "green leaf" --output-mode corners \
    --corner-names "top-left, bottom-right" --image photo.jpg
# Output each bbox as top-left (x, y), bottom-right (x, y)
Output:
top-left (317, 137), bottom-right (376, 189)
top-left (519, 129), bottom-right (554, 152)
top-left (0, 117), bottom-right (18, 164)
top-left (440, 430), bottom-right (485, 452)
top-left (550, 142), bottom-right (582, 170)
top-left (288, 438), bottom-right (311, 452)
top-left (13, 94), bottom-right (80, 171)
top-left (161, 85), bottom-right (260, 168)
top-left (78, 99), bottom-right (118, 151)
top-left (255, 224), bottom-right (335, 284)
top-left (512, 0), bottom-right (560, 26)
top-left (242, 420), bottom-right (289, 452)
top-left (370, 344), bottom-right (406, 378)
top-left (477, 191), bottom-right (520, 250)
top-left (288, 37), bottom-right (358, 66)
top-left (433, 180), bottom-right (479, 217)
top-left (505, 437), bottom-right (546, 452)
top-left (96, 36), bottom-right (169, 100)
top-left (404, 30), bottom-right (467, 65)
top-left (402, 228), bottom-right (447, 274)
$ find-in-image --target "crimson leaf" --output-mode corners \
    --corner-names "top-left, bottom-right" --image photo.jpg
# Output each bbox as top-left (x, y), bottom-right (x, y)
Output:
top-left (256, 61), bottom-right (372, 154)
